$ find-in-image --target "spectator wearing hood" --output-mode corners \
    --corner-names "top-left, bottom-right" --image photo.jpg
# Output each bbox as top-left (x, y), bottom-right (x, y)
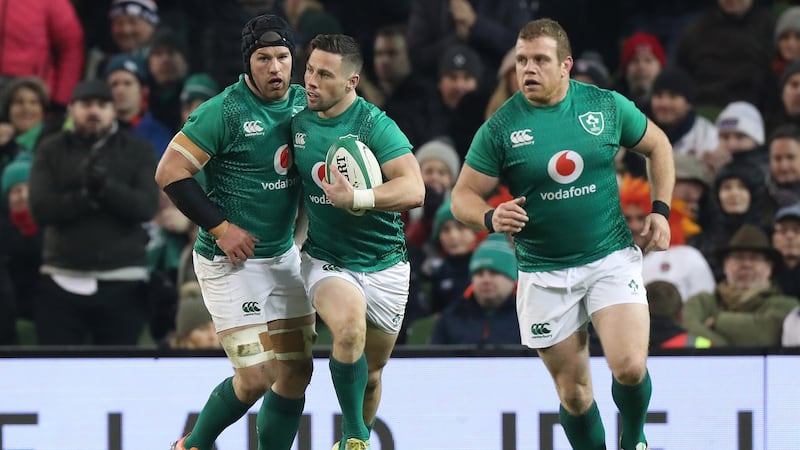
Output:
top-left (690, 163), bottom-right (769, 281)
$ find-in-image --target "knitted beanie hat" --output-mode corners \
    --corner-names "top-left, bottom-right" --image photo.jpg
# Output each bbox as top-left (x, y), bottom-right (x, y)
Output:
top-left (109, 0), bottom-right (158, 26)
top-left (1, 157), bottom-right (31, 198)
top-left (415, 138), bottom-right (461, 182)
top-left (620, 32), bottom-right (666, 70)
top-left (652, 67), bottom-right (695, 104)
top-left (775, 6), bottom-right (800, 44)
top-left (180, 74), bottom-right (220, 103)
top-left (469, 233), bottom-right (518, 281)
top-left (431, 198), bottom-right (457, 244)
top-left (715, 101), bottom-right (765, 145)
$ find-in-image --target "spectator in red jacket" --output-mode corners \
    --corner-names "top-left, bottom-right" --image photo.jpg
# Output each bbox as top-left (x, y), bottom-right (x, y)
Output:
top-left (0, 0), bottom-right (85, 110)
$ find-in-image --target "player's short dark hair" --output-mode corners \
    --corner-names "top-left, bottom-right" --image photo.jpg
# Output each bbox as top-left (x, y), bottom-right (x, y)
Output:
top-left (309, 34), bottom-right (364, 75)
top-left (646, 281), bottom-right (683, 320)
top-left (518, 18), bottom-right (572, 61)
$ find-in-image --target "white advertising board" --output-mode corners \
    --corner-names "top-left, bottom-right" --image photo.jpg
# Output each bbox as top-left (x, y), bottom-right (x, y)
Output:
top-left (0, 355), bottom-right (794, 450)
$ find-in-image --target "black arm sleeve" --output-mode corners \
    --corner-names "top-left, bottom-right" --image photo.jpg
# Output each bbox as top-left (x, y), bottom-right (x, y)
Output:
top-left (162, 177), bottom-right (225, 231)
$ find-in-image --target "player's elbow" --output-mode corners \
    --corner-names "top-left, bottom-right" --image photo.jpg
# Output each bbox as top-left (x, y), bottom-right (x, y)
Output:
top-left (154, 161), bottom-right (172, 189)
top-left (409, 183), bottom-right (425, 208)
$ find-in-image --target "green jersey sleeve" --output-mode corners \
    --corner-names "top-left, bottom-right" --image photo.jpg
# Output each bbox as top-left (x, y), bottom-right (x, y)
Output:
top-left (180, 93), bottom-right (229, 156)
top-left (613, 91), bottom-right (647, 149)
top-left (366, 113), bottom-right (413, 164)
top-left (464, 121), bottom-right (502, 177)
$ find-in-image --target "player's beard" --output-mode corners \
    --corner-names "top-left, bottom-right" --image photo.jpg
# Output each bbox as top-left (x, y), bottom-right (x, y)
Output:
top-left (307, 94), bottom-right (341, 112)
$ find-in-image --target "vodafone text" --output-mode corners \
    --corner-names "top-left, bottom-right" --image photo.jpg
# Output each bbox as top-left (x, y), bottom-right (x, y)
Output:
top-left (261, 176), bottom-right (299, 191)
top-left (540, 183), bottom-right (596, 200)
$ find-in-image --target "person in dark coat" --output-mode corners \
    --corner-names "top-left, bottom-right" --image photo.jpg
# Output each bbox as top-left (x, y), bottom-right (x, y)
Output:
top-left (431, 233), bottom-right (520, 346)
top-left (28, 80), bottom-right (159, 346)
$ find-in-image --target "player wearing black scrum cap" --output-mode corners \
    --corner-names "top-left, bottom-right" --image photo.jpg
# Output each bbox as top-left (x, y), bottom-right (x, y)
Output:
top-left (156, 14), bottom-right (314, 450)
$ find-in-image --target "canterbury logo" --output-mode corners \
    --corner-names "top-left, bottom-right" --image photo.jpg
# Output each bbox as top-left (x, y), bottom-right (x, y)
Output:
top-left (530, 322), bottom-right (551, 336)
top-left (243, 120), bottom-right (264, 136)
top-left (295, 132), bottom-right (306, 147)
top-left (510, 129), bottom-right (534, 147)
top-left (322, 264), bottom-right (342, 272)
top-left (242, 302), bottom-right (261, 314)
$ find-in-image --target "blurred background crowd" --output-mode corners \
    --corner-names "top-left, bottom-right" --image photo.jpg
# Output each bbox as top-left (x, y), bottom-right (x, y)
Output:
top-left (2, 0), bottom-right (800, 351)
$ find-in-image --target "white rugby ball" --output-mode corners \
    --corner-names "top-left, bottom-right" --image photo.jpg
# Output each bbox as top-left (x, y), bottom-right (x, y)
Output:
top-left (325, 136), bottom-right (383, 216)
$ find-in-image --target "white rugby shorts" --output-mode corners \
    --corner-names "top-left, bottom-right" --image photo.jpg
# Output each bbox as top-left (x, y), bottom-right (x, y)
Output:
top-left (193, 245), bottom-right (314, 333)
top-left (517, 246), bottom-right (647, 349)
top-left (300, 252), bottom-right (409, 334)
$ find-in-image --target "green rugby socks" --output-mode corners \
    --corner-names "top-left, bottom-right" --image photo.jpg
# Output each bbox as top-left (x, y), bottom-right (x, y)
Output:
top-left (257, 389), bottom-right (305, 449)
top-left (559, 400), bottom-right (607, 450)
top-left (185, 377), bottom-right (253, 450)
top-left (329, 353), bottom-right (370, 441)
top-left (612, 370), bottom-right (652, 450)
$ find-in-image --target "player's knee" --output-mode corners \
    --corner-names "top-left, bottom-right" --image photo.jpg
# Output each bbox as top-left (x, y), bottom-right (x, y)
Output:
top-left (330, 322), bottom-right (366, 350)
top-left (612, 361), bottom-right (647, 385)
top-left (365, 366), bottom-right (385, 394)
top-left (234, 370), bottom-right (273, 402)
top-left (560, 392), bottom-right (594, 415)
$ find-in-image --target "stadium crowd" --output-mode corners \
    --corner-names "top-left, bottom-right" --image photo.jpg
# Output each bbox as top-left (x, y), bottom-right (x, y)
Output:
top-left (1, 0), bottom-right (800, 349)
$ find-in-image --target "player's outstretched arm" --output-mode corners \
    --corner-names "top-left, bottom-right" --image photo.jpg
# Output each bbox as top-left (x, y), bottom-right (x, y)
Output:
top-left (630, 119), bottom-right (674, 253)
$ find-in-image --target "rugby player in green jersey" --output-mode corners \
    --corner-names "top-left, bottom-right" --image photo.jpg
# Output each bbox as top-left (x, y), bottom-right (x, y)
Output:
top-left (452, 18), bottom-right (675, 450)
top-left (291, 34), bottom-right (424, 450)
top-left (156, 14), bottom-right (314, 450)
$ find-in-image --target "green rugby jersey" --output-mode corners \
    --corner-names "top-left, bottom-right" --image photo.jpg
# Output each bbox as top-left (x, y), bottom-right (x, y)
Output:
top-left (465, 80), bottom-right (647, 272)
top-left (291, 96), bottom-right (412, 272)
top-left (181, 76), bottom-right (307, 259)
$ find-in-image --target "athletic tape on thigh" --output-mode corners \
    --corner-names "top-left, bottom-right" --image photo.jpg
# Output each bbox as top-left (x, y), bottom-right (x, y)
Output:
top-left (268, 324), bottom-right (317, 360)
top-left (219, 324), bottom-right (275, 368)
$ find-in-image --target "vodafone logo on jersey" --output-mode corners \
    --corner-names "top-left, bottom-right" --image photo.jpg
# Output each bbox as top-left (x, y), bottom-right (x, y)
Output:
top-left (547, 150), bottom-right (584, 184)
top-left (311, 161), bottom-right (326, 189)
top-left (273, 144), bottom-right (291, 175)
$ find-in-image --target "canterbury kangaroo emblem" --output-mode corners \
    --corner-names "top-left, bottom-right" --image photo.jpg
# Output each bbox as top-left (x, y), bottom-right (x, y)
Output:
top-left (530, 322), bottom-right (551, 336)
top-left (242, 302), bottom-right (261, 314)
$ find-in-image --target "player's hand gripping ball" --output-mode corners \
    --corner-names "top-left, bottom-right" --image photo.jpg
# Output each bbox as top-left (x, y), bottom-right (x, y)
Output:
top-left (325, 136), bottom-right (383, 216)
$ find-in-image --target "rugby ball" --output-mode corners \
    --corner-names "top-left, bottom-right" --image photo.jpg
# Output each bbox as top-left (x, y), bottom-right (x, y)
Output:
top-left (325, 136), bottom-right (383, 216)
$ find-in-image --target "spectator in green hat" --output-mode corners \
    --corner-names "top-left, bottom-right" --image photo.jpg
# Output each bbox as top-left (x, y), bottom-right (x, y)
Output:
top-left (1, 154), bottom-right (42, 327)
top-left (430, 233), bottom-right (520, 345)
top-left (427, 199), bottom-right (478, 313)
top-left (180, 73), bottom-right (220, 124)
